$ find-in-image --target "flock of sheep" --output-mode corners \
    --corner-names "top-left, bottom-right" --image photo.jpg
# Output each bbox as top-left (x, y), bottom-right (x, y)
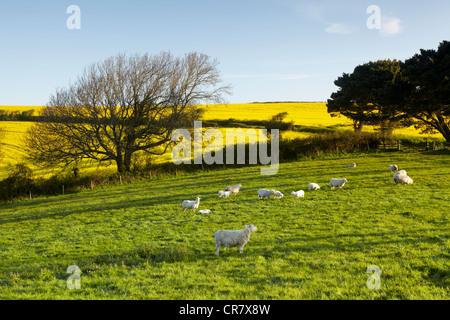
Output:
top-left (180, 163), bottom-right (413, 256)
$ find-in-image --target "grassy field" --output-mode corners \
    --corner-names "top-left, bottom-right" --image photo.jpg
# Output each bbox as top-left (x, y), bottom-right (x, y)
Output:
top-left (1, 151), bottom-right (448, 299)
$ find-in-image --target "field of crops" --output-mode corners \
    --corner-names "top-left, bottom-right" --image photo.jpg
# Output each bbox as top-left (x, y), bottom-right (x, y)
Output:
top-left (0, 103), bottom-right (443, 180)
top-left (1, 151), bottom-right (448, 299)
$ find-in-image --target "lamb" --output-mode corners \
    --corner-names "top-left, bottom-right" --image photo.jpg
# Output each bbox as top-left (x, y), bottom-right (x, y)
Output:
top-left (199, 209), bottom-right (211, 214)
top-left (290, 190), bottom-right (305, 198)
top-left (218, 190), bottom-right (232, 198)
top-left (345, 163), bottom-right (356, 168)
top-left (330, 178), bottom-right (348, 189)
top-left (308, 183), bottom-right (321, 190)
top-left (224, 183), bottom-right (242, 195)
top-left (389, 165), bottom-right (399, 173)
top-left (393, 170), bottom-right (413, 185)
top-left (273, 190), bottom-right (284, 199)
top-left (181, 197), bottom-right (200, 213)
top-left (258, 189), bottom-right (275, 199)
top-left (213, 224), bottom-right (258, 256)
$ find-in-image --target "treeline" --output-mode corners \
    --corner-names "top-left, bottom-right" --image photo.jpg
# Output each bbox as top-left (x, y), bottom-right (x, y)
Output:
top-left (0, 109), bottom-right (43, 121)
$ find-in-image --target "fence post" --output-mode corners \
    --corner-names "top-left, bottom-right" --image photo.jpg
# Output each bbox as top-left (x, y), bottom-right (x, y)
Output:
top-left (29, 191), bottom-right (32, 200)
top-left (397, 140), bottom-right (401, 151)
top-left (62, 185), bottom-right (64, 195)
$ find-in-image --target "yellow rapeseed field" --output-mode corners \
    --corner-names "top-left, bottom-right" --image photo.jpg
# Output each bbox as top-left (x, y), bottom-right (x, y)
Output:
top-left (0, 102), bottom-right (442, 178)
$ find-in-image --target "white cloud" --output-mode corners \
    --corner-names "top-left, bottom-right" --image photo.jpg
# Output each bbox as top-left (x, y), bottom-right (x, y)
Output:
top-left (380, 16), bottom-right (403, 36)
top-left (324, 23), bottom-right (354, 34)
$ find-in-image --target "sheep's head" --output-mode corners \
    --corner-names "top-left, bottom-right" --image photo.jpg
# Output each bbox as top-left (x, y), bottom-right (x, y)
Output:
top-left (343, 179), bottom-right (348, 183)
top-left (245, 225), bottom-right (258, 232)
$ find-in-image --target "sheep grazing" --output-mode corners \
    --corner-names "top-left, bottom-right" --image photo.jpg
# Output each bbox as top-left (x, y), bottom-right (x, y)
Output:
top-left (218, 190), bottom-right (232, 198)
top-left (308, 183), bottom-right (321, 190)
top-left (345, 163), bottom-right (356, 168)
top-left (393, 170), bottom-right (413, 185)
top-left (330, 178), bottom-right (348, 189)
top-left (224, 183), bottom-right (242, 195)
top-left (389, 165), bottom-right (399, 173)
top-left (291, 190), bottom-right (305, 198)
top-left (258, 189), bottom-right (275, 199)
top-left (273, 190), bottom-right (284, 199)
top-left (181, 197), bottom-right (201, 213)
top-left (213, 224), bottom-right (258, 256)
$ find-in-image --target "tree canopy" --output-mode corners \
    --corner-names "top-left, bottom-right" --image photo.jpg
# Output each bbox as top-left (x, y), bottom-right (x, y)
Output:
top-left (25, 52), bottom-right (231, 173)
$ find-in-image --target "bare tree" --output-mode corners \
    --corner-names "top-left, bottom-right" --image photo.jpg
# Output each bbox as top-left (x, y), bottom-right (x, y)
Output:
top-left (25, 52), bottom-right (231, 173)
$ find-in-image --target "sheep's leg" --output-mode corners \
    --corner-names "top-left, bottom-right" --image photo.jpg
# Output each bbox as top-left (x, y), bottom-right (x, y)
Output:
top-left (182, 207), bottom-right (187, 213)
top-left (239, 245), bottom-right (244, 254)
top-left (215, 246), bottom-right (220, 256)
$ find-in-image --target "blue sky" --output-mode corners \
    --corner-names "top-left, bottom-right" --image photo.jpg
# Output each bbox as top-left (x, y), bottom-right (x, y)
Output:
top-left (1, 0), bottom-right (449, 105)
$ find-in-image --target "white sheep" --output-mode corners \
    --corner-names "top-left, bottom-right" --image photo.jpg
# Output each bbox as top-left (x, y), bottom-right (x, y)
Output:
top-left (199, 209), bottom-right (211, 214)
top-left (218, 190), bottom-right (232, 198)
top-left (393, 170), bottom-right (413, 185)
top-left (291, 190), bottom-right (305, 198)
top-left (181, 197), bottom-right (200, 213)
top-left (213, 224), bottom-right (257, 256)
top-left (273, 190), bottom-right (284, 199)
top-left (345, 163), bottom-right (356, 168)
top-left (330, 178), bottom-right (348, 189)
top-left (308, 183), bottom-right (321, 190)
top-left (258, 189), bottom-right (275, 199)
top-left (389, 165), bottom-right (399, 173)
top-left (225, 183), bottom-right (242, 195)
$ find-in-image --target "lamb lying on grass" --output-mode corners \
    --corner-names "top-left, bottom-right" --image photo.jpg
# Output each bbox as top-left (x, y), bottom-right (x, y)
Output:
top-left (198, 209), bottom-right (211, 214)
top-left (218, 190), bottom-right (232, 198)
top-left (291, 190), bottom-right (305, 198)
top-left (258, 189), bottom-right (275, 199)
top-left (330, 178), bottom-right (348, 189)
top-left (308, 183), bottom-right (320, 190)
top-left (213, 224), bottom-right (258, 256)
top-left (181, 197), bottom-right (200, 213)
top-left (345, 163), bottom-right (356, 168)
top-left (225, 184), bottom-right (242, 195)
top-left (393, 170), bottom-right (413, 185)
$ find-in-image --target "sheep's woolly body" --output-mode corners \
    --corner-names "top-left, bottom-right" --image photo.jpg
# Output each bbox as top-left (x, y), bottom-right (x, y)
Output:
top-left (258, 189), bottom-right (275, 199)
top-left (218, 190), bottom-right (232, 198)
top-left (330, 178), bottom-right (348, 189)
top-left (291, 190), bottom-right (305, 198)
top-left (224, 184), bottom-right (242, 195)
top-left (273, 190), bottom-right (284, 199)
top-left (393, 170), bottom-right (413, 185)
top-left (213, 225), bottom-right (257, 256)
top-left (345, 163), bottom-right (356, 168)
top-left (182, 197), bottom-right (201, 212)
top-left (308, 183), bottom-right (320, 190)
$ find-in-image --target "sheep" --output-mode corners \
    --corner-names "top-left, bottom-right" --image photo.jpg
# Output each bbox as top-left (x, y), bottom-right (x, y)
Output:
top-left (308, 183), bottom-right (321, 190)
top-left (330, 178), bottom-right (348, 189)
top-left (218, 190), bottom-right (232, 198)
top-left (393, 170), bottom-right (413, 185)
top-left (273, 190), bottom-right (284, 199)
top-left (345, 163), bottom-right (356, 168)
top-left (291, 190), bottom-right (305, 198)
top-left (224, 183), bottom-right (242, 195)
top-left (258, 189), bottom-right (275, 199)
top-left (199, 209), bottom-right (211, 214)
top-left (181, 197), bottom-right (200, 213)
top-left (213, 224), bottom-right (257, 256)
top-left (389, 165), bottom-right (399, 173)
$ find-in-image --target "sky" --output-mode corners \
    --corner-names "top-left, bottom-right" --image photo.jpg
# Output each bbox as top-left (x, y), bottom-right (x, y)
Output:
top-left (0, 0), bottom-right (449, 105)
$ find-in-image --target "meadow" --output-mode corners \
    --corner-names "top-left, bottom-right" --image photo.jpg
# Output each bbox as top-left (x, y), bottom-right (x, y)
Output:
top-left (0, 151), bottom-right (449, 299)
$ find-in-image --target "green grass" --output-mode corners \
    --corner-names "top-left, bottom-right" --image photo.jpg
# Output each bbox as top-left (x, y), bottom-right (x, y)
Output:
top-left (0, 151), bottom-right (449, 299)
